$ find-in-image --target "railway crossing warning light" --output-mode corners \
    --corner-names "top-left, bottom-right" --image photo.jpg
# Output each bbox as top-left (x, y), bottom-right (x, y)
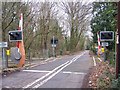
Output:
top-left (9, 30), bottom-right (22, 42)
top-left (51, 38), bottom-right (58, 44)
top-left (100, 31), bottom-right (114, 41)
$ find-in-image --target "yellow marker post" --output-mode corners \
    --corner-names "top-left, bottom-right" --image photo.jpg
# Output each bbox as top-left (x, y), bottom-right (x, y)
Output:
top-left (6, 49), bottom-right (10, 68)
top-left (101, 48), bottom-right (105, 53)
top-left (6, 50), bottom-right (10, 56)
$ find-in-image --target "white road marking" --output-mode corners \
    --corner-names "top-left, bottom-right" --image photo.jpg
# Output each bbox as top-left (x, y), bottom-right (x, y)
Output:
top-left (62, 71), bottom-right (86, 75)
top-left (45, 58), bottom-right (52, 62)
top-left (22, 70), bottom-right (86, 75)
top-left (45, 58), bottom-right (57, 62)
top-left (22, 70), bottom-right (51, 73)
top-left (93, 56), bottom-right (96, 66)
top-left (98, 57), bottom-right (102, 62)
top-left (33, 60), bottom-right (73, 88)
top-left (49, 59), bottom-right (56, 62)
top-left (23, 61), bottom-right (69, 88)
top-left (23, 51), bottom-right (87, 88)
top-left (33, 52), bottom-right (86, 88)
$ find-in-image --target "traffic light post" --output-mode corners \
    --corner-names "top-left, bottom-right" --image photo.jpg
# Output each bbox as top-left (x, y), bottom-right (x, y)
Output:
top-left (8, 13), bottom-right (25, 68)
top-left (100, 31), bottom-right (114, 62)
top-left (0, 42), bottom-right (8, 69)
top-left (51, 36), bottom-right (58, 57)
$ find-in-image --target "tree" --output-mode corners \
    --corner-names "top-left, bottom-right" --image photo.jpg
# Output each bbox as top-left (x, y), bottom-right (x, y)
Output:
top-left (59, 1), bottom-right (92, 52)
top-left (91, 2), bottom-right (117, 51)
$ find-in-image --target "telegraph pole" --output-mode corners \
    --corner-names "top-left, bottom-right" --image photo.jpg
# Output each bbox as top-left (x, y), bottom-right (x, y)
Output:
top-left (116, 1), bottom-right (120, 79)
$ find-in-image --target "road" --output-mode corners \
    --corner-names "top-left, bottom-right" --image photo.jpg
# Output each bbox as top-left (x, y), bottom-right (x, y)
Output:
top-left (1, 50), bottom-right (93, 88)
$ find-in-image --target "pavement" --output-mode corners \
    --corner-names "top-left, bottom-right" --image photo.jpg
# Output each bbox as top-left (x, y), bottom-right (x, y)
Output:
top-left (1, 50), bottom-right (94, 88)
top-left (0, 57), bottom-right (56, 75)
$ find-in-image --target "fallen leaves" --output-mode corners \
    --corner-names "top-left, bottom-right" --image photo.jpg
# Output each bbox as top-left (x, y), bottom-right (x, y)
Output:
top-left (88, 61), bottom-right (115, 88)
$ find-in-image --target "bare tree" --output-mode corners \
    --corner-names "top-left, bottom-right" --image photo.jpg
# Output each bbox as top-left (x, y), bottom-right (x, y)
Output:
top-left (58, 1), bottom-right (92, 52)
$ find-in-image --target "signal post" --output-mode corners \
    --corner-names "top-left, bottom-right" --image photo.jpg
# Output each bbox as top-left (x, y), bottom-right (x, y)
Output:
top-left (9, 13), bottom-right (25, 68)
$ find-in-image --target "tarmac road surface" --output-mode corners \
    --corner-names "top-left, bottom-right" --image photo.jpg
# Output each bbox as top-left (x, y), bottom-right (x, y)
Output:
top-left (1, 50), bottom-right (93, 88)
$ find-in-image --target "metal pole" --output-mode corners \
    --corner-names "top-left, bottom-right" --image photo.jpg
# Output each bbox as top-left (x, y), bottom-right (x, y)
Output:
top-left (104, 27), bottom-right (106, 62)
top-left (103, 46), bottom-right (106, 62)
top-left (116, 1), bottom-right (120, 79)
top-left (6, 49), bottom-right (8, 68)
top-left (2, 48), bottom-right (6, 69)
top-left (53, 36), bottom-right (55, 57)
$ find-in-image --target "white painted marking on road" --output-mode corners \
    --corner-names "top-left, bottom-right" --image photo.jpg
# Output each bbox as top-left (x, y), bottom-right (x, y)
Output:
top-left (23, 51), bottom-right (87, 88)
top-left (72, 51), bottom-right (86, 62)
top-left (23, 61), bottom-right (69, 88)
top-left (71, 55), bottom-right (79, 62)
top-left (98, 57), bottom-right (102, 62)
top-left (45, 58), bottom-right (58, 62)
top-left (33, 52), bottom-right (86, 88)
top-left (93, 56), bottom-right (96, 66)
top-left (45, 58), bottom-right (51, 62)
top-left (33, 60), bottom-right (73, 88)
top-left (22, 70), bottom-right (86, 75)
top-left (49, 59), bottom-right (56, 62)
top-left (22, 70), bottom-right (51, 73)
top-left (62, 71), bottom-right (86, 75)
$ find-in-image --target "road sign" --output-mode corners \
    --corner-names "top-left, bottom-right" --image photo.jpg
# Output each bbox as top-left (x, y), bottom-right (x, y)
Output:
top-left (100, 31), bottom-right (114, 41)
top-left (101, 42), bottom-right (109, 46)
top-left (52, 44), bottom-right (56, 47)
top-left (0, 42), bottom-right (8, 48)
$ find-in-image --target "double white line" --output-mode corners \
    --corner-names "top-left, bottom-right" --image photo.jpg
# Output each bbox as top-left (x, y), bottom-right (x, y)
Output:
top-left (23, 52), bottom-right (86, 88)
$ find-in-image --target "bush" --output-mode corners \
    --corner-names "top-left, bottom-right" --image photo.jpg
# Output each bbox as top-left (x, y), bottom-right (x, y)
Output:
top-left (111, 75), bottom-right (120, 89)
top-left (97, 65), bottom-right (120, 89)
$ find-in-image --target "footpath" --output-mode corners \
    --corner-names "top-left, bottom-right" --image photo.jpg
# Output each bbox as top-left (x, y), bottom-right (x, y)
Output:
top-left (0, 57), bottom-right (56, 76)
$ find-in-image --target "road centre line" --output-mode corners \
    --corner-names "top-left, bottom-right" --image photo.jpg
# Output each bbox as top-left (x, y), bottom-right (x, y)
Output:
top-left (93, 56), bottom-right (96, 66)
top-left (23, 61), bottom-right (70, 88)
top-left (23, 53), bottom-right (85, 73)
top-left (23, 51), bottom-right (86, 88)
top-left (33, 52), bottom-right (86, 88)
top-left (71, 52), bottom-right (86, 62)
top-left (33, 60), bottom-right (73, 88)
